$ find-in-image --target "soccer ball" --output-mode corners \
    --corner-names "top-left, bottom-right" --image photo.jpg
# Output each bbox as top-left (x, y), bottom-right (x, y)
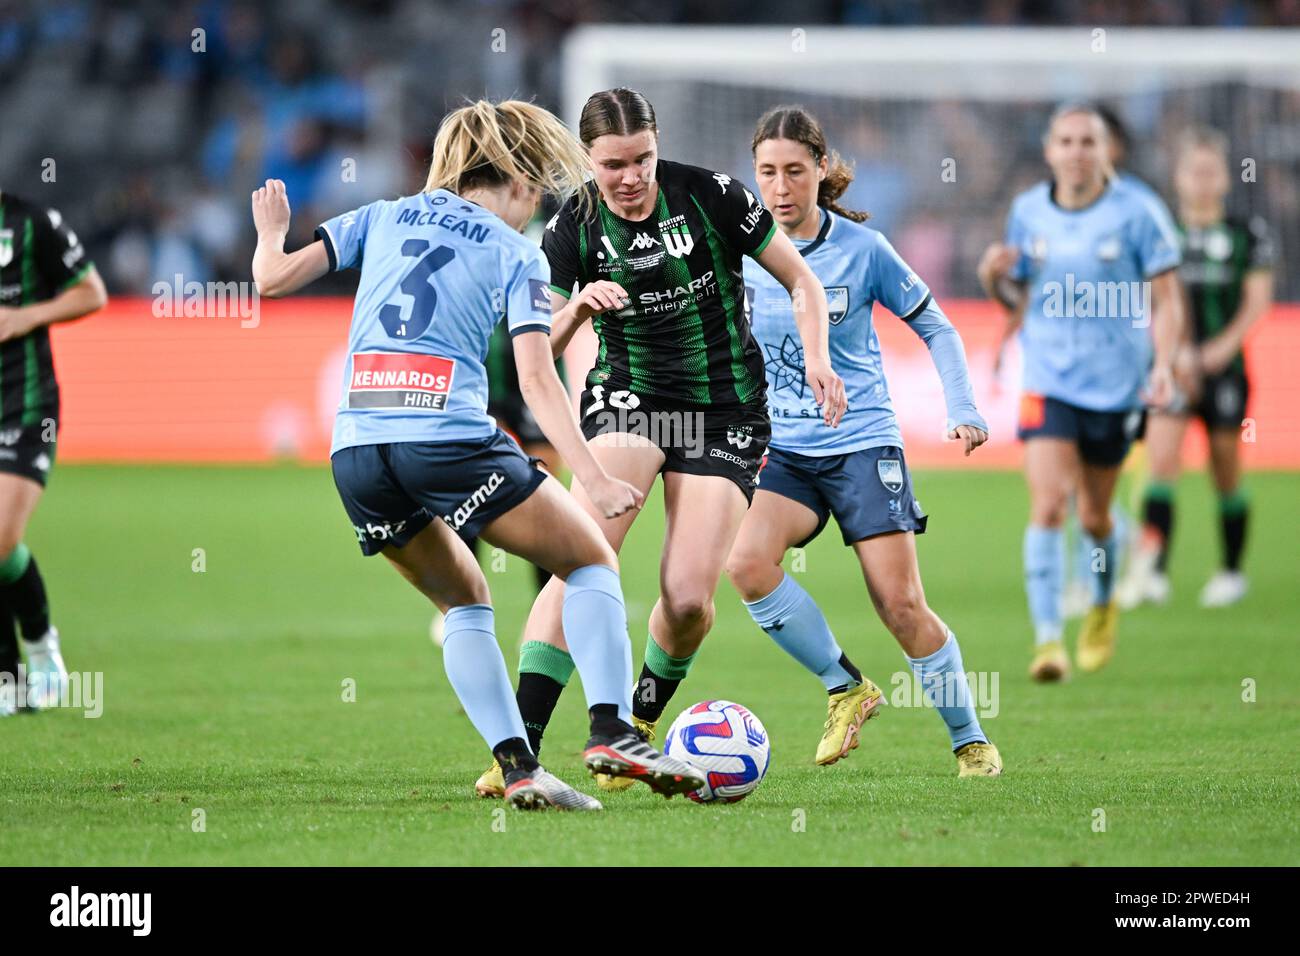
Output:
top-left (662, 699), bottom-right (771, 803)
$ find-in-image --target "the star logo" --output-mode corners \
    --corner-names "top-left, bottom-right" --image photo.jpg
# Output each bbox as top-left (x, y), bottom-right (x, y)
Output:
top-left (763, 333), bottom-right (806, 399)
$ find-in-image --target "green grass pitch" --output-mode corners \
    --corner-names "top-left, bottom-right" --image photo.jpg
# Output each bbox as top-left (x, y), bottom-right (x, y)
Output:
top-left (2, 464), bottom-right (1297, 865)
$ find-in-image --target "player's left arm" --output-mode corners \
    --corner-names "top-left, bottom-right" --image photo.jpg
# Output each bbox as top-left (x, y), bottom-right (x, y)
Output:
top-left (250, 179), bottom-right (330, 297)
top-left (1133, 201), bottom-right (1186, 408)
top-left (1200, 219), bottom-right (1275, 376)
top-left (753, 231), bottom-right (845, 426)
top-left (904, 298), bottom-right (989, 456)
top-left (0, 207), bottom-right (108, 342)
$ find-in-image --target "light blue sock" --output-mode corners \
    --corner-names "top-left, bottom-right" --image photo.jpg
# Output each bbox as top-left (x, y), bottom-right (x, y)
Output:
top-left (906, 630), bottom-right (986, 750)
top-left (561, 564), bottom-right (634, 722)
top-left (442, 604), bottom-right (528, 750)
top-left (1024, 524), bottom-right (1064, 644)
top-left (1077, 507), bottom-right (1127, 586)
top-left (1071, 514), bottom-right (1090, 586)
top-left (744, 573), bottom-right (856, 691)
top-left (1086, 527), bottom-right (1121, 606)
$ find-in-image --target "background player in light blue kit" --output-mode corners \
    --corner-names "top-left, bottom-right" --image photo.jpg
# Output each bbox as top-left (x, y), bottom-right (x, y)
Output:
top-left (248, 100), bottom-right (705, 810)
top-left (980, 103), bottom-right (1184, 681)
top-left (726, 107), bottom-right (1002, 777)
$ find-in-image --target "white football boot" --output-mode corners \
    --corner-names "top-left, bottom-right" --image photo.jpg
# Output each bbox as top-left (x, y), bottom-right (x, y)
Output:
top-left (23, 627), bottom-right (68, 711)
top-left (1199, 571), bottom-right (1248, 608)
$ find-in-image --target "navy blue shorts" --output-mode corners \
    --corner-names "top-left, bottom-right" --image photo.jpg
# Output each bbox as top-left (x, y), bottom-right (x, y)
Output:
top-left (1016, 393), bottom-right (1145, 467)
top-left (757, 445), bottom-right (928, 547)
top-left (330, 429), bottom-right (547, 556)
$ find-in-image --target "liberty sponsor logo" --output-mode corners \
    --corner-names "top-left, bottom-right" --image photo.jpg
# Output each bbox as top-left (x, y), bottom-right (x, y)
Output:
top-left (740, 201), bottom-right (767, 236)
top-left (899, 272), bottom-right (921, 295)
top-left (877, 458), bottom-right (904, 494)
top-left (49, 886), bottom-right (150, 935)
top-left (347, 352), bottom-right (454, 410)
top-left (445, 472), bottom-right (505, 531)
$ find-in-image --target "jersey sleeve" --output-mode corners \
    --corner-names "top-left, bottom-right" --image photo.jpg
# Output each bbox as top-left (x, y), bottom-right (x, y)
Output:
top-left (540, 203), bottom-right (581, 299)
top-left (871, 232), bottom-right (931, 319)
top-left (1130, 199), bottom-right (1181, 278)
top-left (1246, 216), bottom-right (1276, 271)
top-left (698, 171), bottom-right (777, 258)
top-left (34, 207), bottom-right (92, 291)
top-left (315, 200), bottom-right (380, 272)
top-left (503, 246), bottom-right (553, 338)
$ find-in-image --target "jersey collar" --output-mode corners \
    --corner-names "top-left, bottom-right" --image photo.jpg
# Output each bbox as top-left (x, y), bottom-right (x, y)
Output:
top-left (793, 207), bottom-right (834, 258)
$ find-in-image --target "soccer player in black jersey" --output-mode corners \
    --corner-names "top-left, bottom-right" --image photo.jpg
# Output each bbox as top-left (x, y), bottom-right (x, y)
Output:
top-left (0, 191), bottom-right (107, 716)
top-left (476, 88), bottom-right (845, 796)
top-left (1125, 127), bottom-right (1274, 608)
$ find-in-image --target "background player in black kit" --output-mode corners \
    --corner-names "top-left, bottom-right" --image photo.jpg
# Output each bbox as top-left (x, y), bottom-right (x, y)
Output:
top-left (475, 88), bottom-right (845, 796)
top-left (0, 191), bottom-right (107, 715)
top-left (1126, 127), bottom-right (1274, 609)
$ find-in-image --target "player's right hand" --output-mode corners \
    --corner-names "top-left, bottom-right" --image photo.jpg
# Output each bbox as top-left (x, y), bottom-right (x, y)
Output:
top-left (573, 281), bottom-right (630, 322)
top-left (806, 358), bottom-right (847, 427)
top-left (1142, 363), bottom-right (1176, 410)
top-left (252, 179), bottom-right (291, 235)
top-left (586, 474), bottom-right (644, 519)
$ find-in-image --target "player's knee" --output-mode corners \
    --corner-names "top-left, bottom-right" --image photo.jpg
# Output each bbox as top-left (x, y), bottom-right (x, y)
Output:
top-left (1078, 505), bottom-right (1112, 540)
top-left (661, 587), bottom-right (714, 629)
top-left (724, 551), bottom-right (775, 602)
top-left (875, 585), bottom-right (927, 638)
top-left (1030, 492), bottom-right (1070, 528)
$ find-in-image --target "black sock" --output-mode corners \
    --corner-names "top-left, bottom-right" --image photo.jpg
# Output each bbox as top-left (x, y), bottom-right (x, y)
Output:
top-left (2, 553), bottom-right (49, 642)
top-left (587, 702), bottom-right (630, 739)
top-left (633, 663), bottom-right (681, 724)
top-left (0, 600), bottom-right (18, 685)
top-left (827, 654), bottom-right (864, 695)
top-left (493, 737), bottom-right (539, 778)
top-left (1222, 504), bottom-right (1248, 572)
top-left (1143, 495), bottom-right (1174, 573)
top-left (516, 672), bottom-right (565, 756)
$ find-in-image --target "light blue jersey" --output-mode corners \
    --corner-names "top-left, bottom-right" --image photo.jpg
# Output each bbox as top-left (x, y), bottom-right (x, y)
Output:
top-left (744, 209), bottom-right (967, 455)
top-left (316, 190), bottom-right (552, 454)
top-left (1006, 177), bottom-right (1181, 412)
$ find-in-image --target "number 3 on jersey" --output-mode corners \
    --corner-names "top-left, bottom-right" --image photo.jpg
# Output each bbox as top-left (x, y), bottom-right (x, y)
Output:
top-left (378, 240), bottom-right (456, 339)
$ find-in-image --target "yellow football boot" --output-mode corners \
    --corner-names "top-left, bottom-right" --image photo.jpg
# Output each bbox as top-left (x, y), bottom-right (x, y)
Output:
top-left (816, 677), bottom-right (883, 766)
top-left (595, 715), bottom-right (658, 792)
top-left (1076, 602), bottom-right (1119, 673)
top-left (955, 741), bottom-right (1003, 777)
top-left (1029, 639), bottom-right (1070, 682)
top-left (474, 759), bottom-right (505, 799)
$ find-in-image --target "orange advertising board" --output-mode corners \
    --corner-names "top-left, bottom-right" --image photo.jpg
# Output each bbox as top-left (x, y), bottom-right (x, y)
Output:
top-left (50, 298), bottom-right (1300, 469)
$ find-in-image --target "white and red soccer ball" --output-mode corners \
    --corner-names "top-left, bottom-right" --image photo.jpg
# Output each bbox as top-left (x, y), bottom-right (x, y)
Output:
top-left (663, 699), bottom-right (771, 803)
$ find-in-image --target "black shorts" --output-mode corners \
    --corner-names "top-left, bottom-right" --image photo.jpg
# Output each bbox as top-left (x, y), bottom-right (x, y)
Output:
top-left (0, 419), bottom-right (57, 486)
top-left (1192, 372), bottom-right (1249, 430)
top-left (577, 386), bottom-right (770, 502)
top-left (1017, 393), bottom-right (1144, 467)
top-left (330, 429), bottom-right (547, 556)
top-left (758, 445), bottom-right (928, 546)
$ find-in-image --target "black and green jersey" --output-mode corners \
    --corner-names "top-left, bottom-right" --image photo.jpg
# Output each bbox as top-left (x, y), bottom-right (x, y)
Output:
top-left (542, 159), bottom-right (777, 407)
top-left (0, 192), bottom-right (93, 427)
top-left (1177, 215), bottom-right (1274, 375)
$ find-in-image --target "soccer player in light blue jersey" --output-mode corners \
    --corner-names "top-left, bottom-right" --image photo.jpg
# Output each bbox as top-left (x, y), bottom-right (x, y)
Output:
top-left (248, 100), bottom-right (706, 809)
top-left (979, 103), bottom-right (1184, 681)
top-left (726, 107), bottom-right (1002, 778)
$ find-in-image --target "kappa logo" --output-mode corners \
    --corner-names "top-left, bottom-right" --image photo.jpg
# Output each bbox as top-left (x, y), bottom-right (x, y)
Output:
top-left (629, 231), bottom-right (661, 251)
top-left (712, 173), bottom-right (732, 192)
top-left (877, 458), bottom-right (904, 494)
top-left (545, 212), bottom-right (559, 231)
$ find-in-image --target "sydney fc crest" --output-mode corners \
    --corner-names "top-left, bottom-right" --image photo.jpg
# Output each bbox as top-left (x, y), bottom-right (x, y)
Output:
top-left (877, 458), bottom-right (904, 493)
top-left (826, 286), bottom-right (849, 325)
